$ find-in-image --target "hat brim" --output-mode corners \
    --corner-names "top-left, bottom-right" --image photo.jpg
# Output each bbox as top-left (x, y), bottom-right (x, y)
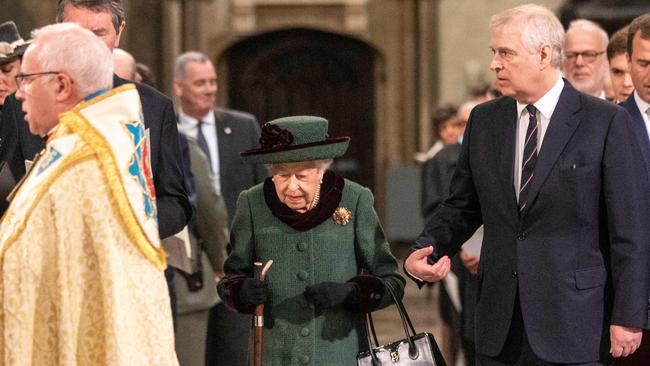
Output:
top-left (241, 137), bottom-right (350, 164)
top-left (0, 42), bottom-right (29, 65)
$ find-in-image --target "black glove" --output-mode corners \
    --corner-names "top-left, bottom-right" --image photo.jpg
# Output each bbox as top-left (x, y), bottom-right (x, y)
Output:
top-left (304, 282), bottom-right (359, 310)
top-left (238, 278), bottom-right (268, 306)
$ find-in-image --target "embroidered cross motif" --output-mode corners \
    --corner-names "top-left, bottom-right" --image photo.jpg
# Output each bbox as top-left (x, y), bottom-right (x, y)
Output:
top-left (125, 120), bottom-right (157, 220)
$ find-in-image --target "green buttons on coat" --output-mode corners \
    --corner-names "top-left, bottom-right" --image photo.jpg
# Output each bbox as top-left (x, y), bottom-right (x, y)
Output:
top-left (299, 355), bottom-right (311, 364)
top-left (300, 327), bottom-right (310, 336)
top-left (296, 242), bottom-right (308, 252)
top-left (297, 270), bottom-right (310, 281)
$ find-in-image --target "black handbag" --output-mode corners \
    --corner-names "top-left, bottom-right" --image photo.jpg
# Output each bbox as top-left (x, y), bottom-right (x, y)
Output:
top-left (357, 282), bottom-right (447, 366)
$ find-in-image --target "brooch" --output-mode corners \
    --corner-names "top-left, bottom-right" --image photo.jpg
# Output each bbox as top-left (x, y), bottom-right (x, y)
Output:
top-left (332, 207), bottom-right (352, 226)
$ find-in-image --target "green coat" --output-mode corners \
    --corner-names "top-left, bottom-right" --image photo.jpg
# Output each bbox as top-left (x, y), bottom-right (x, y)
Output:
top-left (224, 179), bottom-right (405, 366)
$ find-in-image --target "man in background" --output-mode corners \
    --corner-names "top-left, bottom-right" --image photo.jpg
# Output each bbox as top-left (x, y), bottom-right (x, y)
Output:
top-left (563, 19), bottom-right (610, 98)
top-left (618, 12), bottom-right (650, 365)
top-left (607, 27), bottom-right (635, 104)
top-left (173, 51), bottom-right (266, 366)
top-left (113, 47), bottom-right (136, 81)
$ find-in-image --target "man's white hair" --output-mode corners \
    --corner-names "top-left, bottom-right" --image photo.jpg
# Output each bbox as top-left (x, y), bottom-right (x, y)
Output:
top-left (174, 51), bottom-right (211, 81)
top-left (566, 19), bottom-right (609, 50)
top-left (490, 4), bottom-right (565, 69)
top-left (31, 22), bottom-right (113, 97)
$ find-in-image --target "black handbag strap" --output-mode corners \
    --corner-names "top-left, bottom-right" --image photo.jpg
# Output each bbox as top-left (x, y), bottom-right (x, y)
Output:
top-left (363, 281), bottom-right (419, 363)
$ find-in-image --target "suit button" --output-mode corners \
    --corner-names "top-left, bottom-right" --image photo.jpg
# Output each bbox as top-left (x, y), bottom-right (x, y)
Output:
top-left (517, 233), bottom-right (526, 241)
top-left (297, 242), bottom-right (308, 252)
top-left (299, 355), bottom-right (310, 364)
top-left (512, 271), bottom-right (518, 278)
top-left (297, 270), bottom-right (309, 281)
top-left (300, 327), bottom-right (310, 336)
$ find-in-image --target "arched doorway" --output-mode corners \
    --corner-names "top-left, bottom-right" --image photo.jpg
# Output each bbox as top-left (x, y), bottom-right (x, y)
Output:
top-left (225, 28), bottom-right (376, 189)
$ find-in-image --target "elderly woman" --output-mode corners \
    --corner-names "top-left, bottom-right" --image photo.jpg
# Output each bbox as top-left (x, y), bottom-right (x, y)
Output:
top-left (218, 116), bottom-right (405, 365)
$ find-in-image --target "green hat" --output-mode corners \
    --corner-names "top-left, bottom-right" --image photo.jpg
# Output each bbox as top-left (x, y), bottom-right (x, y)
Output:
top-left (241, 116), bottom-right (350, 164)
top-left (0, 21), bottom-right (30, 66)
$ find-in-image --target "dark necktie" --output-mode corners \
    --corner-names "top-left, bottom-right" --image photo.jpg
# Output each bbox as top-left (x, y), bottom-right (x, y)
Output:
top-left (519, 105), bottom-right (538, 212)
top-left (197, 120), bottom-right (213, 172)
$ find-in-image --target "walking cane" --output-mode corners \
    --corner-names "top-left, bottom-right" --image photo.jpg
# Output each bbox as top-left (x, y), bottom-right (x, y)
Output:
top-left (253, 260), bottom-right (273, 366)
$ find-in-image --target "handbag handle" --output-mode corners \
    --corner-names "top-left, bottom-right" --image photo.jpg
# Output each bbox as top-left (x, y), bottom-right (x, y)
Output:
top-left (363, 281), bottom-right (419, 365)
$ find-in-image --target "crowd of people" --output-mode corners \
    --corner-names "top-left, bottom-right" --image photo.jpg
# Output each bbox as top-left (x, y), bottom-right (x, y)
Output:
top-left (0, 0), bottom-right (649, 365)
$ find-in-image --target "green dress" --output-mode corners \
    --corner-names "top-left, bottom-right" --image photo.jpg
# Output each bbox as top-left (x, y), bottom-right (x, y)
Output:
top-left (221, 174), bottom-right (405, 366)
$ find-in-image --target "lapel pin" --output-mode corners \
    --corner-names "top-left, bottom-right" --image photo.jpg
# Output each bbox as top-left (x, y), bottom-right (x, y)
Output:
top-left (224, 127), bottom-right (232, 135)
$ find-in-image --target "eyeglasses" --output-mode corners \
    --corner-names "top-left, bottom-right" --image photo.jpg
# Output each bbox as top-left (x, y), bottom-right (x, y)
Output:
top-left (565, 51), bottom-right (605, 63)
top-left (15, 71), bottom-right (60, 89)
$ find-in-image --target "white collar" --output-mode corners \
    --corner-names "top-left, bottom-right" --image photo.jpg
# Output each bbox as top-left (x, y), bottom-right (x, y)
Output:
top-left (179, 109), bottom-right (214, 126)
top-left (516, 75), bottom-right (564, 120)
top-left (634, 91), bottom-right (650, 117)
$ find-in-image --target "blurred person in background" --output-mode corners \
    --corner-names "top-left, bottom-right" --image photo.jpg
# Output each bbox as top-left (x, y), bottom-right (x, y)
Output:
top-left (607, 27), bottom-right (635, 104)
top-left (0, 21), bottom-right (30, 215)
top-left (563, 19), bottom-right (610, 98)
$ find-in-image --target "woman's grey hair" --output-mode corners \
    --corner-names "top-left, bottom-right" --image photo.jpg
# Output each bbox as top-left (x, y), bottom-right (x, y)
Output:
top-left (265, 159), bottom-right (333, 175)
top-left (31, 23), bottom-right (113, 97)
top-left (174, 51), bottom-right (211, 81)
top-left (490, 4), bottom-right (565, 69)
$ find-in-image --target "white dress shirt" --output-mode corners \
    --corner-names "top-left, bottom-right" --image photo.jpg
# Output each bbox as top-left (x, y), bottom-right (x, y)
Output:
top-left (514, 76), bottom-right (564, 199)
top-left (178, 109), bottom-right (222, 194)
top-left (633, 91), bottom-right (650, 142)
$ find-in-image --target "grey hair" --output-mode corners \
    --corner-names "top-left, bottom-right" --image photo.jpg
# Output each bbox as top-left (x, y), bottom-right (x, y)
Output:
top-left (31, 23), bottom-right (113, 97)
top-left (174, 51), bottom-right (211, 81)
top-left (566, 19), bottom-right (609, 50)
top-left (56, 0), bottom-right (125, 34)
top-left (265, 159), bottom-right (333, 175)
top-left (490, 4), bottom-right (565, 69)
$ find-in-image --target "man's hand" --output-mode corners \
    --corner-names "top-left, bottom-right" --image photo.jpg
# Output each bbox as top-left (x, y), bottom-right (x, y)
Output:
top-left (610, 325), bottom-right (642, 358)
top-left (404, 246), bottom-right (451, 282)
top-left (460, 250), bottom-right (479, 275)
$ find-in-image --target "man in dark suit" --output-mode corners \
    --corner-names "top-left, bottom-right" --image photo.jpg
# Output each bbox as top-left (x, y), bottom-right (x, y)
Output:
top-left (173, 51), bottom-right (266, 366)
top-left (618, 13), bottom-right (650, 365)
top-left (0, 0), bottom-right (191, 238)
top-left (406, 4), bottom-right (650, 365)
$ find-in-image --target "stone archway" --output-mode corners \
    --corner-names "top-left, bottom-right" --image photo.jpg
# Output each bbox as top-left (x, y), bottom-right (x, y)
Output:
top-left (225, 28), bottom-right (376, 190)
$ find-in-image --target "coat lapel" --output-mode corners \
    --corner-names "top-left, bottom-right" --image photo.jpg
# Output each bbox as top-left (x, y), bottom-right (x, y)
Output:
top-left (621, 95), bottom-right (650, 175)
top-left (520, 83), bottom-right (581, 218)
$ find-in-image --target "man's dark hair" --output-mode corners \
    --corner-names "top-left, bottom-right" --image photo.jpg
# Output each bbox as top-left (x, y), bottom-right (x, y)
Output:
top-left (432, 103), bottom-right (458, 137)
top-left (627, 13), bottom-right (650, 57)
top-left (136, 62), bottom-right (158, 89)
top-left (607, 26), bottom-right (629, 61)
top-left (56, 0), bottom-right (125, 33)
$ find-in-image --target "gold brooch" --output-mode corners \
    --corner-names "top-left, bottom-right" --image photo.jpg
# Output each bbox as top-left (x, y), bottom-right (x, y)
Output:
top-left (332, 207), bottom-right (352, 226)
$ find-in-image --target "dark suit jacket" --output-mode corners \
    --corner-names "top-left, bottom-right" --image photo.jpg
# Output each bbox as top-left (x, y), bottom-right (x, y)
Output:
top-left (212, 107), bottom-right (267, 223)
top-left (0, 76), bottom-right (191, 239)
top-left (413, 82), bottom-right (650, 363)
top-left (421, 143), bottom-right (461, 222)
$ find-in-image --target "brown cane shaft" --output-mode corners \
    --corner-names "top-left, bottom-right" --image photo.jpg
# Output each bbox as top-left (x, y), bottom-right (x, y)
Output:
top-left (253, 262), bottom-right (263, 366)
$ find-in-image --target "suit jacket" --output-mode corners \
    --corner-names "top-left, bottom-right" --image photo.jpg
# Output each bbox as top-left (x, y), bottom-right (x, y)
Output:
top-left (185, 135), bottom-right (229, 273)
top-left (420, 143), bottom-right (461, 222)
top-left (621, 95), bottom-right (650, 182)
top-left (413, 82), bottom-right (650, 363)
top-left (212, 107), bottom-right (267, 223)
top-left (0, 76), bottom-right (191, 239)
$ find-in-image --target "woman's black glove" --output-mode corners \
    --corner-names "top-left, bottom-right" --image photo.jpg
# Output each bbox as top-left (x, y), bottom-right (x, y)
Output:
top-left (239, 278), bottom-right (268, 306)
top-left (304, 282), bottom-right (359, 310)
